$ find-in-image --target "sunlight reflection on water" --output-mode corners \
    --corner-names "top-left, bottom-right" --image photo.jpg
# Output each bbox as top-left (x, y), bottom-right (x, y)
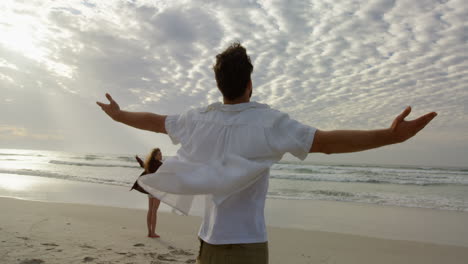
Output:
top-left (0, 174), bottom-right (38, 191)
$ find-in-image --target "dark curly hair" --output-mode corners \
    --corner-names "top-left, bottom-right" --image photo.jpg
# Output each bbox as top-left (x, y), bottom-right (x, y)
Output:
top-left (213, 42), bottom-right (253, 100)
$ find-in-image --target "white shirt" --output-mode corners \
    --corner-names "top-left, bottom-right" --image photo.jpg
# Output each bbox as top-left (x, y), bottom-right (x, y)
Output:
top-left (138, 101), bottom-right (316, 244)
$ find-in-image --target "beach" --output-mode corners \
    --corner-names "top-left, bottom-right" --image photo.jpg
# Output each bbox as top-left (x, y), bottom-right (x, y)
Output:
top-left (2, 197), bottom-right (468, 264)
top-left (2, 175), bottom-right (468, 264)
top-left (1, 150), bottom-right (468, 263)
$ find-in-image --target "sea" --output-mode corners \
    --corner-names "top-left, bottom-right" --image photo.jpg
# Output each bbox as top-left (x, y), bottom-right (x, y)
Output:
top-left (1, 148), bottom-right (468, 212)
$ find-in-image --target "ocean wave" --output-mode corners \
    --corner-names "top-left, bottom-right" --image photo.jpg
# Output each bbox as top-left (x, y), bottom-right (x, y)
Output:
top-left (272, 163), bottom-right (468, 175)
top-left (269, 173), bottom-right (468, 186)
top-left (0, 153), bottom-right (45, 157)
top-left (267, 189), bottom-right (468, 212)
top-left (83, 154), bottom-right (101, 160)
top-left (2, 149), bottom-right (468, 212)
top-left (1, 166), bottom-right (467, 212)
top-left (48, 160), bottom-right (140, 169)
top-left (0, 168), bottom-right (131, 187)
top-left (117, 156), bottom-right (136, 162)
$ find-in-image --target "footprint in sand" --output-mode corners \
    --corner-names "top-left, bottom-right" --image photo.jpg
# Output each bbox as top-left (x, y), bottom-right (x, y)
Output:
top-left (145, 252), bottom-right (158, 259)
top-left (170, 249), bottom-right (194, 256)
top-left (157, 253), bottom-right (177, 262)
top-left (80, 244), bottom-right (96, 249)
top-left (41, 243), bottom-right (59, 247)
top-left (83, 256), bottom-right (95, 262)
top-left (133, 243), bottom-right (145, 247)
top-left (19, 259), bottom-right (44, 264)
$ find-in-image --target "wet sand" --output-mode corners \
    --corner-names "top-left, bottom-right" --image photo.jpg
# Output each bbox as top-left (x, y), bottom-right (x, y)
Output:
top-left (2, 197), bottom-right (468, 264)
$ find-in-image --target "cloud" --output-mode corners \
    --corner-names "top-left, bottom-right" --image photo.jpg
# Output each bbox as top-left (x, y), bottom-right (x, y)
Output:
top-left (0, 0), bottom-right (466, 165)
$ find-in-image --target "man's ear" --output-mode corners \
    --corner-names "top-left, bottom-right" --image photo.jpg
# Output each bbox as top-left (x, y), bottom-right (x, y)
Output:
top-left (247, 79), bottom-right (252, 98)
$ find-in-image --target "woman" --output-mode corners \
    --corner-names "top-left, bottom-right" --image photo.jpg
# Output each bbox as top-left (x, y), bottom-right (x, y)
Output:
top-left (132, 148), bottom-right (163, 238)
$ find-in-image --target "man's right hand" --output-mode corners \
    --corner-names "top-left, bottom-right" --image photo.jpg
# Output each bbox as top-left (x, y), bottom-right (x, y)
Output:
top-left (96, 93), bottom-right (121, 121)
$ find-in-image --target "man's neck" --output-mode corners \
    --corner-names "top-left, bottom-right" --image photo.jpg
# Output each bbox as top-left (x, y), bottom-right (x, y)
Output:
top-left (223, 97), bottom-right (250, 105)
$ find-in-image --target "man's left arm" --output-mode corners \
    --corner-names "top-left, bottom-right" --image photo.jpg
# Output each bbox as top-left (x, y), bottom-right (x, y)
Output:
top-left (310, 106), bottom-right (437, 154)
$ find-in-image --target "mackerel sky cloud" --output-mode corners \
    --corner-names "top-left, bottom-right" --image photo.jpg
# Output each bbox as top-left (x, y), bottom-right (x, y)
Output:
top-left (1, 0), bottom-right (467, 167)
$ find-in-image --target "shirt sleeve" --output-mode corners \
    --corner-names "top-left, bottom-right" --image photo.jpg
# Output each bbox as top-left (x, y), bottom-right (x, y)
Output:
top-left (266, 113), bottom-right (317, 160)
top-left (165, 112), bottom-right (191, 145)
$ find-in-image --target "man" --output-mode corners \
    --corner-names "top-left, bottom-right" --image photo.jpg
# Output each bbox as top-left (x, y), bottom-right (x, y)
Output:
top-left (97, 42), bottom-right (437, 264)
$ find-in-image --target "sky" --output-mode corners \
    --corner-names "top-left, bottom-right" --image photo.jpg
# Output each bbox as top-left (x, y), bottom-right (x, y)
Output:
top-left (0, 0), bottom-right (467, 167)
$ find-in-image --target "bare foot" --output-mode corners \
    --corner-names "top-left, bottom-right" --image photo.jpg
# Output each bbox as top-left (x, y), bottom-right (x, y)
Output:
top-left (148, 234), bottom-right (160, 238)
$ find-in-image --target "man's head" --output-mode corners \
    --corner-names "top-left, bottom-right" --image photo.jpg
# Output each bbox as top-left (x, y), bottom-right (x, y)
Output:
top-left (213, 42), bottom-right (253, 101)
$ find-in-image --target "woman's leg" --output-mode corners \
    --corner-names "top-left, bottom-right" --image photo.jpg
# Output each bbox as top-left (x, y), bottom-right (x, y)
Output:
top-left (150, 198), bottom-right (161, 237)
top-left (147, 197), bottom-right (154, 237)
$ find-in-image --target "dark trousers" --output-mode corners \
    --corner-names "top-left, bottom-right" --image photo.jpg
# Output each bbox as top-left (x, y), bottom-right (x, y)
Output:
top-left (197, 238), bottom-right (268, 264)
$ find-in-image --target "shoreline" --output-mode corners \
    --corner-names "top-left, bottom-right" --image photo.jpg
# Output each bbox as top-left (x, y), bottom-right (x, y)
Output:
top-left (2, 197), bottom-right (468, 264)
top-left (2, 173), bottom-right (468, 248)
top-left (4, 147), bottom-right (467, 170)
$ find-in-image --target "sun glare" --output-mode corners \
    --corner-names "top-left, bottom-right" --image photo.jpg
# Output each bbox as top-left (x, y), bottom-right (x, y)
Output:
top-left (0, 175), bottom-right (34, 191)
top-left (0, 5), bottom-right (73, 78)
top-left (0, 14), bottom-right (46, 62)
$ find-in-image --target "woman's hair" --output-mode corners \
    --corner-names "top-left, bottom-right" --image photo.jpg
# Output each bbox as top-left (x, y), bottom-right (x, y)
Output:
top-left (144, 148), bottom-right (160, 172)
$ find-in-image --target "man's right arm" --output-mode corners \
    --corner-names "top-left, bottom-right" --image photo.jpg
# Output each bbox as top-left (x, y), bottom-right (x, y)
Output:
top-left (309, 107), bottom-right (437, 154)
top-left (97, 93), bottom-right (167, 134)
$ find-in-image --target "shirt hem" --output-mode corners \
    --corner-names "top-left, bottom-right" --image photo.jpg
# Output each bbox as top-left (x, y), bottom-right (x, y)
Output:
top-left (198, 235), bottom-right (268, 245)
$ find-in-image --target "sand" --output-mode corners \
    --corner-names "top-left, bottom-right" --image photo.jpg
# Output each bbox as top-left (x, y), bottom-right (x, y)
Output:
top-left (2, 197), bottom-right (468, 264)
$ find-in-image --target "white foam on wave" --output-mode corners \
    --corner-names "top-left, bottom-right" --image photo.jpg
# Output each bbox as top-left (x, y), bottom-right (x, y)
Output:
top-left (2, 149), bottom-right (468, 212)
